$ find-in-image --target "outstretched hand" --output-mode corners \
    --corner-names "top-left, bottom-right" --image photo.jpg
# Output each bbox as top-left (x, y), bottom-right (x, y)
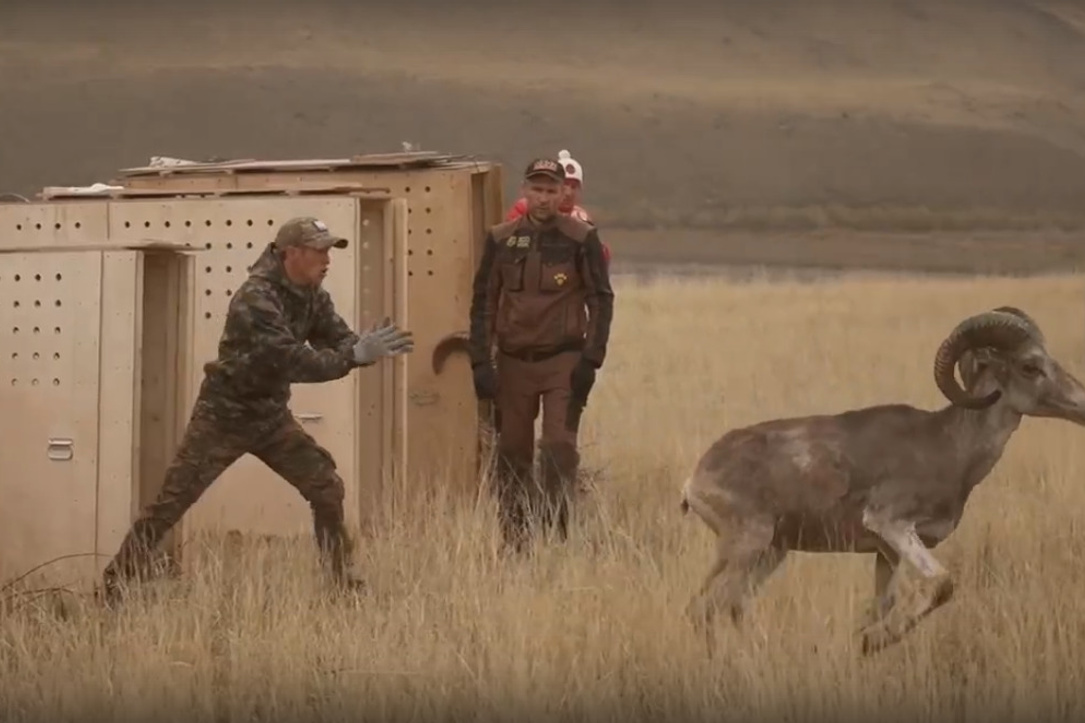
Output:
top-left (352, 317), bottom-right (414, 365)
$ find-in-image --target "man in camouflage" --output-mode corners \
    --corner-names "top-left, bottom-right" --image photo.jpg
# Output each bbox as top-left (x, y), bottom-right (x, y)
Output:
top-left (101, 216), bottom-right (413, 601)
top-left (468, 158), bottom-right (615, 551)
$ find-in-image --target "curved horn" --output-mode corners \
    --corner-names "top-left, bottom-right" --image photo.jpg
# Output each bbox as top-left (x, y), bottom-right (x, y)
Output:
top-left (933, 310), bottom-right (1039, 409)
top-left (991, 306), bottom-right (1045, 346)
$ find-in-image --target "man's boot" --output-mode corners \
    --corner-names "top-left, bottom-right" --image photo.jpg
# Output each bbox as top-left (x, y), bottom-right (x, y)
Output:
top-left (314, 514), bottom-right (365, 593)
top-left (98, 518), bottom-right (169, 607)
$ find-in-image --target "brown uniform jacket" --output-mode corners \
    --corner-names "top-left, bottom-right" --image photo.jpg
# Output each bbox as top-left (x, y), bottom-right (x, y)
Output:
top-left (468, 213), bottom-right (615, 368)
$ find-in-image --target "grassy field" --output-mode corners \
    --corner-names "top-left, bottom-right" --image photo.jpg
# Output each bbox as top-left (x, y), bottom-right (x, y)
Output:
top-left (4, 270), bottom-right (1085, 721)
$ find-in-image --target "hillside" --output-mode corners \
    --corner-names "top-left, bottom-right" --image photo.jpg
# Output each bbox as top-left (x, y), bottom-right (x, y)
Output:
top-left (2, 0), bottom-right (1084, 246)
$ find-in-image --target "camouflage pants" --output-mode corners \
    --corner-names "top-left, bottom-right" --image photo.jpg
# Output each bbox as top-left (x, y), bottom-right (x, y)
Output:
top-left (493, 349), bottom-right (582, 550)
top-left (101, 392), bottom-right (353, 592)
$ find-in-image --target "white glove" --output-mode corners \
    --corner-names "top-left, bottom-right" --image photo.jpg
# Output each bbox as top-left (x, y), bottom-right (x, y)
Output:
top-left (352, 317), bottom-right (414, 365)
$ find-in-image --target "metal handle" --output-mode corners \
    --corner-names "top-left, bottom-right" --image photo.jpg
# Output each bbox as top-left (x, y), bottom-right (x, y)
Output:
top-left (47, 438), bottom-right (73, 461)
top-left (296, 413), bottom-right (324, 423)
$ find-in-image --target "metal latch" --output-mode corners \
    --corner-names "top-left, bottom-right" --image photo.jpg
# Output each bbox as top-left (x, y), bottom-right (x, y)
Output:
top-left (296, 413), bottom-right (324, 423)
top-left (47, 438), bottom-right (74, 461)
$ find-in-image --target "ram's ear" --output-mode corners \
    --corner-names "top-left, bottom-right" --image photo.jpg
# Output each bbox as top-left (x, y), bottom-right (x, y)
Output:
top-left (958, 347), bottom-right (999, 391)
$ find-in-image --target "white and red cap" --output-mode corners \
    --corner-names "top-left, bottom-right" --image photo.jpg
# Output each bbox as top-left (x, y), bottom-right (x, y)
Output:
top-left (558, 149), bottom-right (584, 185)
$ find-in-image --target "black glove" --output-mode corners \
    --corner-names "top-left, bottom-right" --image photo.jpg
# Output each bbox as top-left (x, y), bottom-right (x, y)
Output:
top-left (472, 362), bottom-right (497, 400)
top-left (570, 358), bottom-right (597, 401)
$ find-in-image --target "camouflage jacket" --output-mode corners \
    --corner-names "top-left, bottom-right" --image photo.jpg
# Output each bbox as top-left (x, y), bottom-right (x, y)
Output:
top-left (200, 242), bottom-right (362, 417)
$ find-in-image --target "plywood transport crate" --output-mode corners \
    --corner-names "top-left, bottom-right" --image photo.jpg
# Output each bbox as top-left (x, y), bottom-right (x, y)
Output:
top-left (0, 152), bottom-right (505, 588)
top-left (0, 240), bottom-right (197, 589)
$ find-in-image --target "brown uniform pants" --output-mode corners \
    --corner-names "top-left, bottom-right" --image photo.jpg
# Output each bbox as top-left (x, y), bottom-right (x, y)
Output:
top-left (493, 349), bottom-right (582, 550)
top-left (101, 391), bottom-right (353, 596)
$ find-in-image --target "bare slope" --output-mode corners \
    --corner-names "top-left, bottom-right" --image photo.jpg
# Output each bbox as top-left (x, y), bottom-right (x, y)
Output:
top-left (2, 0), bottom-right (1084, 236)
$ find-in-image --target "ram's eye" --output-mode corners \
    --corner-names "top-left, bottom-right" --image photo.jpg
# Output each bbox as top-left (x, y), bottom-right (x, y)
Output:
top-left (1020, 362), bottom-right (1043, 378)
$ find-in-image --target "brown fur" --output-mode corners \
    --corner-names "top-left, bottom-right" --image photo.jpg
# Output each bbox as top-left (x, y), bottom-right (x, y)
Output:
top-left (681, 308), bottom-right (1085, 655)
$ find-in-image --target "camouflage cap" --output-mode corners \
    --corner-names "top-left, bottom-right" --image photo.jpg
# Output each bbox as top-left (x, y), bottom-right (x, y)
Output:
top-left (274, 216), bottom-right (348, 250)
top-left (524, 157), bottom-right (566, 182)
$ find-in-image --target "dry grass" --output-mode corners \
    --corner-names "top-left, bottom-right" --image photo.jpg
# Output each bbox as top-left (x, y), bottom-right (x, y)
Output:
top-left (5, 270), bottom-right (1085, 721)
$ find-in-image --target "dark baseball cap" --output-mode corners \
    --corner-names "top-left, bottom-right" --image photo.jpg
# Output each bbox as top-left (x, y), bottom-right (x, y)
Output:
top-left (524, 157), bottom-right (566, 182)
top-left (274, 216), bottom-right (348, 250)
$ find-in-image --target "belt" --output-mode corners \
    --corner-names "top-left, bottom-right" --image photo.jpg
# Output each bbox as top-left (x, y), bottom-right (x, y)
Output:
top-left (499, 340), bottom-right (583, 363)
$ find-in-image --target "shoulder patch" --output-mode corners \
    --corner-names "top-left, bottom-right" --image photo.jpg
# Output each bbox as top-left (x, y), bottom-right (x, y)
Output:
top-left (555, 214), bottom-right (592, 243)
top-left (490, 218), bottom-right (522, 244)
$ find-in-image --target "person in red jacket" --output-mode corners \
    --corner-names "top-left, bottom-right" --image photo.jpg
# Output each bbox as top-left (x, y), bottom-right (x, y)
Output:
top-left (506, 150), bottom-right (611, 265)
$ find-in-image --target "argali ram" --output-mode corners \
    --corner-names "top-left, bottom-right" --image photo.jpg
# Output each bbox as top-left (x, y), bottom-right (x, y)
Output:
top-left (679, 307), bottom-right (1085, 654)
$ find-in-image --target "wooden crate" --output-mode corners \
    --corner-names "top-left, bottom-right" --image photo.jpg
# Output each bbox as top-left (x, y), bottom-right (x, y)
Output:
top-left (0, 241), bottom-right (197, 589)
top-left (0, 152), bottom-right (505, 572)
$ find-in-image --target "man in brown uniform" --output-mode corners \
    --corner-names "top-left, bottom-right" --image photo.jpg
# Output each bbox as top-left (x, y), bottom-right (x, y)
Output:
top-left (100, 216), bottom-right (414, 603)
top-left (468, 158), bottom-right (615, 551)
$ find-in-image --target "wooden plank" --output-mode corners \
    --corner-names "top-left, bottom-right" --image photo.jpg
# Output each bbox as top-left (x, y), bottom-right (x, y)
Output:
top-left (0, 250), bottom-right (104, 588)
top-left (380, 202), bottom-right (396, 527)
top-left (355, 199), bottom-right (392, 537)
top-left (114, 152), bottom-right (465, 177)
top-left (349, 151), bottom-right (465, 167)
top-left (0, 201), bottom-right (110, 251)
top-left (390, 198), bottom-right (409, 500)
top-left (114, 164), bottom-right (494, 198)
top-left (401, 168), bottom-right (479, 496)
top-left (167, 250), bottom-right (197, 563)
top-left (0, 241), bottom-right (200, 254)
top-left (95, 250), bottom-right (143, 580)
top-left (458, 166), bottom-right (506, 477)
top-left (379, 198), bottom-right (410, 526)
top-left (118, 159), bottom-right (359, 176)
top-left (120, 174), bottom-right (396, 194)
top-left (40, 185), bottom-right (393, 201)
